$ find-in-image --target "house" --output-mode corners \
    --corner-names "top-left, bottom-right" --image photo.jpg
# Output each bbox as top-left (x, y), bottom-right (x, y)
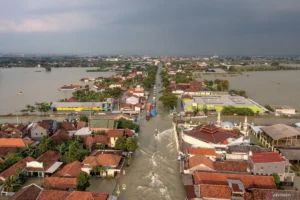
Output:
top-left (93, 85), bottom-right (109, 93)
top-left (29, 121), bottom-right (52, 141)
top-left (1, 124), bottom-right (27, 138)
top-left (61, 122), bottom-right (76, 132)
top-left (191, 171), bottom-right (276, 199)
top-left (85, 135), bottom-right (110, 149)
top-left (77, 122), bottom-right (86, 130)
top-left (74, 127), bottom-right (92, 137)
top-left (81, 153), bottom-right (124, 177)
top-left (25, 150), bottom-right (62, 177)
top-left (65, 191), bottom-right (109, 200)
top-left (43, 177), bottom-right (77, 191)
top-left (187, 147), bottom-right (217, 161)
top-left (184, 154), bottom-right (249, 174)
top-left (270, 105), bottom-right (296, 115)
top-left (249, 152), bottom-right (295, 183)
top-left (107, 129), bottom-right (134, 148)
top-left (51, 129), bottom-right (70, 145)
top-left (54, 161), bottom-right (83, 178)
top-left (120, 104), bottom-right (135, 112)
top-left (225, 145), bottom-right (267, 161)
top-left (41, 120), bottom-right (58, 134)
top-left (8, 183), bottom-right (43, 200)
top-left (9, 184), bottom-right (110, 200)
top-left (0, 138), bottom-right (27, 157)
top-left (0, 156), bottom-right (34, 185)
top-left (125, 95), bottom-right (139, 105)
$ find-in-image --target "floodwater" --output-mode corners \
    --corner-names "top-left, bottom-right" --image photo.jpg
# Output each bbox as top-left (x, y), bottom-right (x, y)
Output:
top-left (116, 66), bottom-right (185, 200)
top-left (0, 68), bottom-right (115, 114)
top-left (201, 70), bottom-right (300, 110)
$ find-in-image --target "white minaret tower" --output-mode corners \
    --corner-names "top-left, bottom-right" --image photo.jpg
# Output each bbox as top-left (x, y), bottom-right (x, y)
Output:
top-left (243, 116), bottom-right (248, 133)
top-left (216, 111), bottom-right (221, 125)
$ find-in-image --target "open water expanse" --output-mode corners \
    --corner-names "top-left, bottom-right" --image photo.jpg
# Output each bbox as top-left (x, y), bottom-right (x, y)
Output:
top-left (0, 67), bottom-right (115, 114)
top-left (201, 70), bottom-right (300, 110)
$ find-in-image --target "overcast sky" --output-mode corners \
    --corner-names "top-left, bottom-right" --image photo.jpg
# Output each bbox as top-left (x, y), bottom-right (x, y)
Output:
top-left (0, 0), bottom-right (300, 56)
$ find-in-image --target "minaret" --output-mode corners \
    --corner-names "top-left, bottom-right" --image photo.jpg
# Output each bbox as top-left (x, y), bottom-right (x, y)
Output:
top-left (216, 111), bottom-right (221, 125)
top-left (243, 116), bottom-right (248, 132)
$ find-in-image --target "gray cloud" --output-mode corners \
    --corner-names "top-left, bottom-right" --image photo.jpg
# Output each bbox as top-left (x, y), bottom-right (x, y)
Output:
top-left (0, 0), bottom-right (300, 55)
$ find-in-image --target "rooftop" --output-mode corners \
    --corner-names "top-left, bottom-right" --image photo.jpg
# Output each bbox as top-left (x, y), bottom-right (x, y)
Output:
top-left (43, 177), bottom-right (77, 190)
top-left (194, 172), bottom-right (276, 189)
top-left (188, 95), bottom-right (257, 107)
top-left (0, 156), bottom-right (34, 180)
top-left (261, 124), bottom-right (300, 140)
top-left (278, 148), bottom-right (300, 160)
top-left (199, 184), bottom-right (231, 199)
top-left (54, 161), bottom-right (83, 177)
top-left (82, 154), bottom-right (122, 168)
top-left (250, 152), bottom-right (286, 163)
top-left (9, 184), bottom-right (42, 200)
top-left (187, 147), bottom-right (217, 156)
top-left (186, 124), bottom-right (236, 144)
top-left (187, 154), bottom-right (213, 169)
top-left (0, 138), bottom-right (26, 147)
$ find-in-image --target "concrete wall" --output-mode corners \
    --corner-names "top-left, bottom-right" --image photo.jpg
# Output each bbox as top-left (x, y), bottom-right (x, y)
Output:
top-left (31, 126), bottom-right (48, 141)
top-left (250, 160), bottom-right (287, 181)
top-left (181, 133), bottom-right (213, 148)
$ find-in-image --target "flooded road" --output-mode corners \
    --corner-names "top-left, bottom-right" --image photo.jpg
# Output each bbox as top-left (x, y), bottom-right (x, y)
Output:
top-left (117, 66), bottom-right (185, 200)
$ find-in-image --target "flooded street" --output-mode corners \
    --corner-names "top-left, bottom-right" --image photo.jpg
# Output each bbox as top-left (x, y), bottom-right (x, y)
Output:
top-left (117, 66), bottom-right (185, 200)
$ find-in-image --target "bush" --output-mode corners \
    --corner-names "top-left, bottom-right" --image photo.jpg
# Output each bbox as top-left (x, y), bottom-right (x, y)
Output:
top-left (221, 106), bottom-right (255, 116)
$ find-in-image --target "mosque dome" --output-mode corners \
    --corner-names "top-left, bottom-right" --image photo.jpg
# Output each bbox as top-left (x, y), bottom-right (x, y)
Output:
top-left (221, 121), bottom-right (235, 129)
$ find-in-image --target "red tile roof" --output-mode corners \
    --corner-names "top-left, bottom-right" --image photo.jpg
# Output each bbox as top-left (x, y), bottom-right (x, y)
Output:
top-left (82, 154), bottom-right (122, 168)
top-left (51, 129), bottom-right (70, 145)
top-left (199, 184), bottom-right (231, 199)
top-left (213, 161), bottom-right (249, 172)
top-left (61, 122), bottom-right (76, 131)
top-left (107, 129), bottom-right (124, 138)
top-left (37, 121), bottom-right (51, 130)
top-left (43, 177), bottom-right (77, 190)
top-left (54, 161), bottom-right (83, 178)
top-left (250, 152), bottom-right (286, 163)
top-left (65, 191), bottom-right (109, 200)
top-left (187, 154), bottom-right (214, 170)
top-left (77, 122), bottom-right (86, 129)
top-left (0, 156), bottom-right (34, 180)
top-left (187, 124), bottom-right (235, 144)
top-left (67, 97), bottom-right (78, 102)
top-left (38, 190), bottom-right (70, 200)
top-left (188, 147), bottom-right (217, 156)
top-left (25, 150), bottom-right (61, 172)
top-left (9, 184), bottom-right (42, 200)
top-left (0, 138), bottom-right (26, 147)
top-left (194, 172), bottom-right (276, 189)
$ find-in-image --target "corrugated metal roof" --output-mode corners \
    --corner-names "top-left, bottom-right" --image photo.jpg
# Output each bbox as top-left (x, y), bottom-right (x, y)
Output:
top-left (46, 162), bottom-right (63, 173)
top-left (262, 124), bottom-right (300, 140)
top-left (52, 102), bottom-right (106, 107)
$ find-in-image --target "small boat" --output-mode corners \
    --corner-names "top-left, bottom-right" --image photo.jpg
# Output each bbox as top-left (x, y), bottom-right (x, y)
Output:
top-left (19, 91), bottom-right (23, 95)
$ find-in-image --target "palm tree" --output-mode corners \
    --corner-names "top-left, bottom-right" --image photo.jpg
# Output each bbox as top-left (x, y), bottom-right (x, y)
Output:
top-left (3, 176), bottom-right (22, 192)
top-left (99, 166), bottom-right (107, 177)
top-left (24, 145), bottom-right (36, 157)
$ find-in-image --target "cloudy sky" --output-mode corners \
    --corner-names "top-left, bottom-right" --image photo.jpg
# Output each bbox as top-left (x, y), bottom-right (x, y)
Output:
top-left (0, 0), bottom-right (300, 56)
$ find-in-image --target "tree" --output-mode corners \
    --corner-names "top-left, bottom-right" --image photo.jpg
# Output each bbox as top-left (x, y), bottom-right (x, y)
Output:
top-left (271, 61), bottom-right (279, 66)
top-left (25, 104), bottom-right (35, 112)
top-left (3, 176), bottom-right (22, 192)
top-left (126, 137), bottom-right (138, 152)
top-left (272, 173), bottom-right (281, 188)
top-left (115, 136), bottom-right (127, 151)
top-left (80, 115), bottom-right (89, 123)
top-left (23, 144), bottom-right (39, 158)
top-left (117, 118), bottom-right (140, 133)
top-left (77, 172), bottom-right (90, 191)
top-left (91, 166), bottom-right (107, 176)
top-left (159, 93), bottom-right (178, 108)
top-left (0, 153), bottom-right (22, 172)
top-left (265, 105), bottom-right (274, 112)
top-left (35, 102), bottom-right (51, 115)
top-left (95, 131), bottom-right (107, 136)
top-left (38, 136), bottom-right (55, 154)
top-left (95, 144), bottom-right (106, 149)
top-left (61, 141), bottom-right (89, 163)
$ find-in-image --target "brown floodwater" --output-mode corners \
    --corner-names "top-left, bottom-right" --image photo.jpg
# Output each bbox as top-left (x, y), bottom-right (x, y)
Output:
top-left (201, 70), bottom-right (300, 110)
